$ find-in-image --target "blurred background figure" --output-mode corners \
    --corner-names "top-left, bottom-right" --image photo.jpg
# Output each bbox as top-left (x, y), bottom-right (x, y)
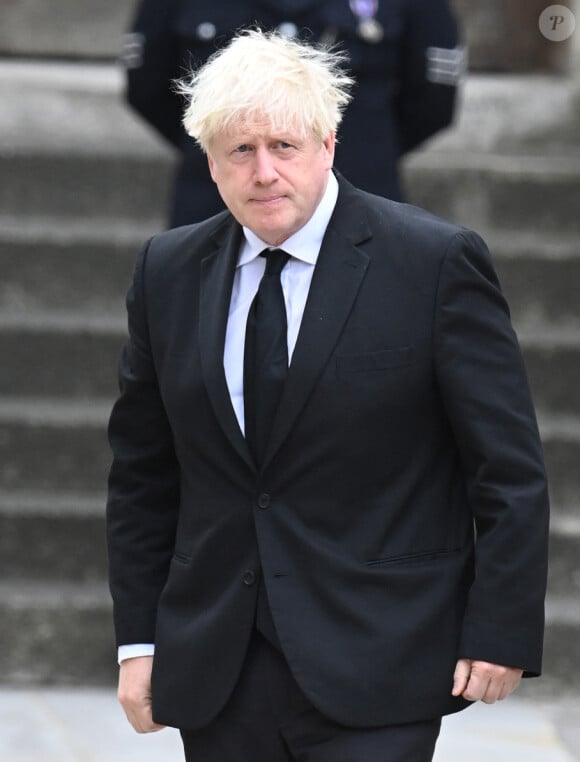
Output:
top-left (122, 0), bottom-right (465, 227)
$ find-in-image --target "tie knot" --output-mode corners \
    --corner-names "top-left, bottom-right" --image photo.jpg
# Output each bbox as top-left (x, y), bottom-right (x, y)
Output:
top-left (261, 248), bottom-right (289, 277)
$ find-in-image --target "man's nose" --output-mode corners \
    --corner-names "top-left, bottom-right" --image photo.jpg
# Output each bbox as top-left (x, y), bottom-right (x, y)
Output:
top-left (253, 148), bottom-right (278, 183)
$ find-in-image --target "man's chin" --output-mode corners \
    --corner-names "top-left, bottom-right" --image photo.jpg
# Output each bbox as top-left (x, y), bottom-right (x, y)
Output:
top-left (246, 215), bottom-right (296, 246)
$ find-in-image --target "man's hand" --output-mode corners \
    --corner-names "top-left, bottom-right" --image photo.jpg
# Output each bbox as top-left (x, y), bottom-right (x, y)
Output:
top-left (118, 656), bottom-right (166, 733)
top-left (452, 658), bottom-right (523, 703)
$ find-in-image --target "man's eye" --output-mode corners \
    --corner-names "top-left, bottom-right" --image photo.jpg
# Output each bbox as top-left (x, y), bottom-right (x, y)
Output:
top-left (234, 145), bottom-right (249, 153)
top-left (278, 142), bottom-right (292, 149)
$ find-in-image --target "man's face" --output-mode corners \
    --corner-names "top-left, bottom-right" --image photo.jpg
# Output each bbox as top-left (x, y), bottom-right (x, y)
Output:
top-left (207, 122), bottom-right (335, 246)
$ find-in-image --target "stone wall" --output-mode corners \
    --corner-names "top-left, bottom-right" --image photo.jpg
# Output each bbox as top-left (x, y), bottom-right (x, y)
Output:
top-left (451, 0), bottom-right (577, 72)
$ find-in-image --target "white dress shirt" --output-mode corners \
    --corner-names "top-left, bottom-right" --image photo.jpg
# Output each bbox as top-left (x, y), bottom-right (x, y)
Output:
top-left (118, 172), bottom-right (339, 663)
top-left (224, 171), bottom-right (339, 434)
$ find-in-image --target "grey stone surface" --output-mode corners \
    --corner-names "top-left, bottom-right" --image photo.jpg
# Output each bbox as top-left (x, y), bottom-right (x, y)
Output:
top-left (403, 152), bottom-right (580, 234)
top-left (540, 420), bottom-right (580, 509)
top-left (0, 0), bottom-right (134, 59)
top-left (0, 61), bottom-right (161, 155)
top-left (450, 0), bottom-right (576, 73)
top-left (0, 61), bottom-right (174, 223)
top-left (0, 690), bottom-right (579, 762)
top-left (0, 583), bottom-right (116, 685)
top-left (548, 531), bottom-right (580, 598)
top-left (492, 235), bottom-right (580, 330)
top-left (0, 505), bottom-right (107, 581)
top-left (0, 223), bottom-right (137, 318)
top-left (435, 698), bottom-right (580, 761)
top-left (0, 321), bottom-right (123, 398)
top-left (0, 399), bottom-right (111, 493)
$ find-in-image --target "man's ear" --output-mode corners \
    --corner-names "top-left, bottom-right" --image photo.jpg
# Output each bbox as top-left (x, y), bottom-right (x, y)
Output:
top-left (207, 154), bottom-right (217, 183)
top-left (322, 131), bottom-right (336, 168)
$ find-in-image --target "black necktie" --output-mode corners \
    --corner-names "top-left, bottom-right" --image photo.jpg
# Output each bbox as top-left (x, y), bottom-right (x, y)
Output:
top-left (244, 248), bottom-right (290, 466)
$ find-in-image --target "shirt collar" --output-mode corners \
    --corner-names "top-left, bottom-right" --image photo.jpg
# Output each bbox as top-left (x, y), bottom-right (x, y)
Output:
top-left (239, 171), bottom-right (339, 267)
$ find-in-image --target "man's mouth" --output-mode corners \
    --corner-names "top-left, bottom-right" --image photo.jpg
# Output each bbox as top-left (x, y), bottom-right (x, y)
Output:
top-left (251, 195), bottom-right (286, 204)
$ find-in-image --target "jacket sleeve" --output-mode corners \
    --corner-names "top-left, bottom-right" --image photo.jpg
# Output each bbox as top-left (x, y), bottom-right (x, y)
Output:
top-left (395, 0), bottom-right (464, 154)
top-left (433, 229), bottom-right (549, 675)
top-left (106, 240), bottom-right (181, 646)
top-left (123, 0), bottom-right (185, 147)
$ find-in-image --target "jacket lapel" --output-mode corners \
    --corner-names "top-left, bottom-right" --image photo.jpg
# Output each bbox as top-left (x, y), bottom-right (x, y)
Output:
top-left (262, 183), bottom-right (372, 469)
top-left (198, 220), bottom-right (255, 471)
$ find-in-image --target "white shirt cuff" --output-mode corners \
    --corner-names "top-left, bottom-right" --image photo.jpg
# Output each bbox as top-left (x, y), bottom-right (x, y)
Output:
top-left (118, 643), bottom-right (155, 664)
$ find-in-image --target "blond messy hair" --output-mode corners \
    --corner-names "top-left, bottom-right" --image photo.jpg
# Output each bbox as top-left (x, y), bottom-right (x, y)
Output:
top-left (179, 28), bottom-right (354, 152)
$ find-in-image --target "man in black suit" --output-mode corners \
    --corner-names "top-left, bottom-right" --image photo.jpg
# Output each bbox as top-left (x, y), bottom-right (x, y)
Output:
top-left (107, 28), bottom-right (549, 761)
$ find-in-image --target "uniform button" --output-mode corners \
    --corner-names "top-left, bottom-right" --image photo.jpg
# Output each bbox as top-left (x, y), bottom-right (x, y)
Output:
top-left (257, 493), bottom-right (270, 510)
top-left (196, 22), bottom-right (216, 41)
top-left (277, 22), bottom-right (298, 38)
top-left (242, 570), bottom-right (256, 586)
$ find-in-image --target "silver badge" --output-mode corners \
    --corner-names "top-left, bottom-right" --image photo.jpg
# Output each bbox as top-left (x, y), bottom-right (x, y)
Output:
top-left (357, 18), bottom-right (384, 43)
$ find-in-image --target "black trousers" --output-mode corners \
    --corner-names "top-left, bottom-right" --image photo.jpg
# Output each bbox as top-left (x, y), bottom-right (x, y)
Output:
top-left (180, 630), bottom-right (441, 762)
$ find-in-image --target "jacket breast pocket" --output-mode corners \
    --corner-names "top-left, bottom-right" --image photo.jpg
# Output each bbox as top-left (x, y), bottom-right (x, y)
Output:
top-left (365, 548), bottom-right (462, 568)
top-left (336, 346), bottom-right (413, 377)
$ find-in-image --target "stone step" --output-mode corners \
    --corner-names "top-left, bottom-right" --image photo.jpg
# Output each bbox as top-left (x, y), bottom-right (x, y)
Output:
top-left (1, 61), bottom-right (579, 231)
top-left (0, 396), bottom-right (577, 510)
top-left (0, 218), bottom-right (138, 317)
top-left (540, 416), bottom-right (580, 509)
top-left (0, 491), bottom-right (107, 582)
top-left (0, 0), bottom-right (133, 60)
top-left (0, 581), bottom-right (116, 686)
top-left (518, 328), bottom-right (580, 419)
top-left (0, 580), bottom-right (578, 689)
top-left (548, 524), bottom-right (580, 601)
top-left (2, 484), bottom-right (577, 597)
top-left (0, 315), bottom-right (124, 398)
top-left (0, 150), bottom-right (173, 227)
top-left (1, 223), bottom-right (578, 330)
top-left (0, 398), bottom-right (112, 494)
top-left (0, 60), bottom-right (174, 224)
top-left (402, 151), bottom-right (580, 235)
top-left (402, 74), bottom-right (580, 233)
top-left (534, 595), bottom-right (580, 697)
top-left (427, 73), bottom-right (580, 156)
top-left (0, 317), bottom-right (578, 420)
top-left (491, 234), bottom-right (580, 331)
top-left (0, 61), bottom-right (167, 158)
top-left (4, 141), bottom-right (577, 234)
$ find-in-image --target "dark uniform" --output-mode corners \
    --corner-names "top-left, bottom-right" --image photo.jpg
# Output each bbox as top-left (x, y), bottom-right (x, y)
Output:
top-left (123, 0), bottom-right (464, 227)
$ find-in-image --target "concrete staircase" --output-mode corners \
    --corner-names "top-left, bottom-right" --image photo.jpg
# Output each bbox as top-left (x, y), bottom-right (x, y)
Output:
top-left (1, 2), bottom-right (579, 694)
top-left (0, 48), bottom-right (174, 685)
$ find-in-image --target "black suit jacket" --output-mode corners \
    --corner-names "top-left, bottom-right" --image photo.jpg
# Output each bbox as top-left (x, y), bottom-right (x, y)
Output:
top-left (107, 176), bottom-right (549, 731)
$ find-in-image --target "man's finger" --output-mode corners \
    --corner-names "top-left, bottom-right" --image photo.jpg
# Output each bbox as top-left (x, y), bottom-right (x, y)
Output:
top-left (463, 660), bottom-right (492, 701)
top-left (121, 691), bottom-right (166, 733)
top-left (451, 658), bottom-right (472, 697)
top-left (453, 660), bottom-right (524, 703)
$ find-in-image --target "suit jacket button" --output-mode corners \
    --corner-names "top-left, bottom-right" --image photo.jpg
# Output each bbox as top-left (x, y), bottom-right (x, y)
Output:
top-left (242, 570), bottom-right (256, 586)
top-left (257, 493), bottom-right (270, 510)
